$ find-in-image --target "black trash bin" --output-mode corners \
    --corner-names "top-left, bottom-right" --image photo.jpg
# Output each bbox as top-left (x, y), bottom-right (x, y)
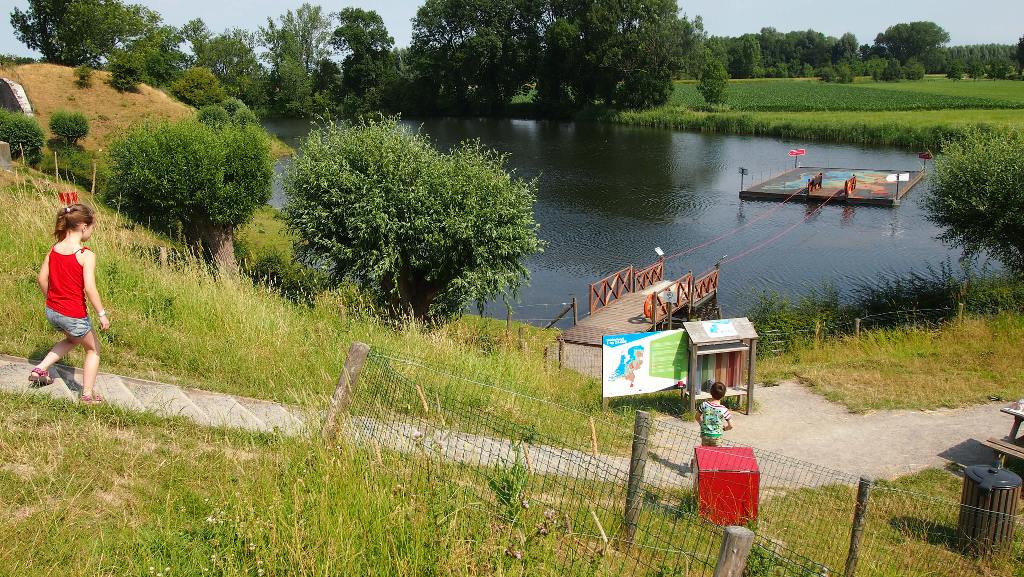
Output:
top-left (957, 464), bottom-right (1021, 554)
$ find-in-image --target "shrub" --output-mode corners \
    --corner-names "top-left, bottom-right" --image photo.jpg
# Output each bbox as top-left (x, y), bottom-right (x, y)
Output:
top-left (106, 119), bottom-right (274, 272)
top-left (170, 67), bottom-right (227, 107)
top-left (902, 60), bottom-right (926, 81)
top-left (239, 249), bottom-right (328, 304)
top-left (197, 104), bottom-right (230, 128)
top-left (927, 130), bottom-right (1024, 273)
top-left (0, 109), bottom-right (44, 163)
top-left (880, 58), bottom-right (903, 81)
top-left (39, 147), bottom-right (108, 192)
top-left (220, 97), bottom-right (246, 116)
top-left (49, 109), bottom-right (89, 145)
top-left (107, 50), bottom-right (145, 92)
top-left (283, 117), bottom-right (543, 323)
top-left (947, 60), bottom-right (965, 80)
top-left (74, 65), bottom-right (92, 88)
top-left (817, 65), bottom-right (836, 83)
top-left (835, 63), bottom-right (855, 84)
top-left (987, 60), bottom-right (1012, 80)
top-left (231, 106), bottom-right (259, 126)
top-left (697, 58), bottom-right (729, 105)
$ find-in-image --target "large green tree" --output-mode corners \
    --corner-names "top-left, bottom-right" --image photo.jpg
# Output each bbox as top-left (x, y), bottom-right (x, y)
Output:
top-left (283, 118), bottom-right (542, 322)
top-left (410, 0), bottom-right (543, 115)
top-left (534, 0), bottom-right (685, 112)
top-left (331, 8), bottom-right (397, 116)
top-left (873, 21), bottom-right (949, 64)
top-left (259, 3), bottom-right (336, 116)
top-left (183, 19), bottom-right (267, 108)
top-left (10, 0), bottom-right (161, 66)
top-left (106, 119), bottom-right (273, 272)
top-left (926, 130), bottom-right (1024, 274)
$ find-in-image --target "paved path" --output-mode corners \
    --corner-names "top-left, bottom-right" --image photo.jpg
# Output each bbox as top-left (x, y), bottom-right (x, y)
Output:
top-left (653, 382), bottom-right (1010, 480)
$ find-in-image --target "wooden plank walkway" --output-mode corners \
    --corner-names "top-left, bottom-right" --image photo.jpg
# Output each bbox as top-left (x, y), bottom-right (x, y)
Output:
top-left (561, 280), bottom-right (671, 345)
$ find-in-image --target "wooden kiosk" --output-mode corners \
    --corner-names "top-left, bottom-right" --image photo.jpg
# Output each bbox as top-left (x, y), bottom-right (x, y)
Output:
top-left (681, 318), bottom-right (758, 414)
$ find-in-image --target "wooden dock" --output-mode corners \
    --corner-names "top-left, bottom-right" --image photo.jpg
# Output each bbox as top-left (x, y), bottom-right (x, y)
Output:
top-left (740, 167), bottom-right (923, 207)
top-left (557, 261), bottom-right (720, 377)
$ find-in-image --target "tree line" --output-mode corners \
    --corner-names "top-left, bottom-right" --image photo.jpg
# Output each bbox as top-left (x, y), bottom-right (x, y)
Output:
top-left (8, 0), bottom-right (1024, 118)
top-left (711, 23), bottom-right (1024, 82)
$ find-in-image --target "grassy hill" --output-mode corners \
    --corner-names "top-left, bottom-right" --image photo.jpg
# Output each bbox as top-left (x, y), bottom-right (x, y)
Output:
top-left (1, 63), bottom-right (192, 150)
top-left (0, 63), bottom-right (291, 157)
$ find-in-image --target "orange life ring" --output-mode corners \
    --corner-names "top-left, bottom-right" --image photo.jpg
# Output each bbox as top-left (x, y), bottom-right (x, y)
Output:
top-left (643, 293), bottom-right (655, 320)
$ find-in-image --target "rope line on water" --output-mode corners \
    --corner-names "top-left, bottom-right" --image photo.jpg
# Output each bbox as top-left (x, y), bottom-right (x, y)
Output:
top-left (721, 189), bottom-right (842, 266)
top-left (662, 188), bottom-right (806, 262)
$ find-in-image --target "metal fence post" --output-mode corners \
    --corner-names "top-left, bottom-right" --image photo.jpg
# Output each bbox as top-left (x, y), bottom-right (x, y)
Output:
top-left (321, 341), bottom-right (371, 443)
top-left (713, 526), bottom-right (755, 577)
top-left (571, 296), bottom-right (578, 325)
top-left (844, 476), bottom-right (873, 577)
top-left (621, 410), bottom-right (653, 547)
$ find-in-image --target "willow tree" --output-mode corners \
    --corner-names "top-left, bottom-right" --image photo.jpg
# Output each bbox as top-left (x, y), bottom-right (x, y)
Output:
top-left (106, 119), bottom-right (273, 272)
top-left (283, 117), bottom-right (542, 323)
top-left (927, 130), bottom-right (1024, 273)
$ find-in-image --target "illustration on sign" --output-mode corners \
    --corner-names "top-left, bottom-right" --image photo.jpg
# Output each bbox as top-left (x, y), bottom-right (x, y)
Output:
top-left (602, 330), bottom-right (688, 398)
top-left (702, 319), bottom-right (738, 338)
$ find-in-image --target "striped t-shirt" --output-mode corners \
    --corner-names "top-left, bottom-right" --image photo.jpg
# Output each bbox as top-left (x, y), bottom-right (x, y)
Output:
top-left (699, 400), bottom-right (732, 438)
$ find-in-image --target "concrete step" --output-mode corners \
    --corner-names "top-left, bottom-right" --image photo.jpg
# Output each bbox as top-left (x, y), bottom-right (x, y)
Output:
top-left (184, 389), bottom-right (267, 431)
top-left (29, 377), bottom-right (77, 403)
top-left (127, 380), bottom-right (209, 422)
top-left (232, 396), bottom-right (306, 435)
top-left (0, 362), bottom-right (30, 394)
top-left (94, 374), bottom-right (145, 411)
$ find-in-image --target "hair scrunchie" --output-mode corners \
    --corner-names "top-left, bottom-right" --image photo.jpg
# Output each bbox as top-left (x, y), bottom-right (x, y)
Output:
top-left (64, 207), bottom-right (71, 214)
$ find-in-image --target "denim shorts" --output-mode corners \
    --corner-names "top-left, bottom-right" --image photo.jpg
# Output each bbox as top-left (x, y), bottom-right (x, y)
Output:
top-left (45, 307), bottom-right (92, 338)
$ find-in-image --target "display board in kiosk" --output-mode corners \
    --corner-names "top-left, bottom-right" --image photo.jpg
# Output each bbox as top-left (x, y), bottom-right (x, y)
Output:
top-left (680, 318), bottom-right (758, 415)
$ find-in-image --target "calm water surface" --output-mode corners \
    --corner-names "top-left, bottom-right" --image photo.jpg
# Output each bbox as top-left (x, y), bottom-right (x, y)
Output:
top-left (264, 118), bottom-right (968, 324)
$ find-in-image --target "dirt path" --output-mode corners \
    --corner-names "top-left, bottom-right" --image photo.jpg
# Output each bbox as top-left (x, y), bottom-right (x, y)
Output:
top-left (653, 381), bottom-right (1011, 480)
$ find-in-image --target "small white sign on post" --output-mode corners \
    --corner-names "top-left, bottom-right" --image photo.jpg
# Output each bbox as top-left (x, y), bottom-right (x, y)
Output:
top-left (702, 319), bottom-right (738, 338)
top-left (661, 290), bottom-right (677, 304)
top-left (886, 173), bottom-right (911, 183)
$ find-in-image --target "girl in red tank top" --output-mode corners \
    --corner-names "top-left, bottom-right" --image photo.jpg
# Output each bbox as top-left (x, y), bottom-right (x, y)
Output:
top-left (29, 204), bottom-right (111, 404)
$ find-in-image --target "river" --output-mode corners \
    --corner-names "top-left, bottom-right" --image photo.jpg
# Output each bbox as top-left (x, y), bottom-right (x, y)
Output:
top-left (264, 117), bottom-right (968, 325)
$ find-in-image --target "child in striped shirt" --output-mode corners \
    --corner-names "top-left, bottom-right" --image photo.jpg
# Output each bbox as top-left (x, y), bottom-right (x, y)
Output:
top-left (695, 381), bottom-right (733, 446)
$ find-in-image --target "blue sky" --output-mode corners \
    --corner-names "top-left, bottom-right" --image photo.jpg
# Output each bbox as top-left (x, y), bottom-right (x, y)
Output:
top-left (1, 0), bottom-right (1021, 57)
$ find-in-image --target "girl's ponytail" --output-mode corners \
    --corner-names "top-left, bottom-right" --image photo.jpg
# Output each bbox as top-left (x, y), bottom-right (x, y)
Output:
top-left (54, 204), bottom-right (95, 241)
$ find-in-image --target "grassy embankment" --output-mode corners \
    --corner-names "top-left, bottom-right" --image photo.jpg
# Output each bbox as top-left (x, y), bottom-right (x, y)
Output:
top-left (3, 391), bottom-right (1020, 577)
top-left (0, 63), bottom-right (293, 158)
top-left (613, 77), bottom-right (1024, 150)
top-left (0, 166), bottom-right (664, 453)
top-left (0, 393), bottom-right (625, 576)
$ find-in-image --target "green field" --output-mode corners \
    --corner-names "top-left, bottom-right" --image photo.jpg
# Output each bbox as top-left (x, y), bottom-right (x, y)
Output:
top-left (854, 76), bottom-right (1024, 103)
top-left (668, 78), bottom-right (1024, 112)
top-left (613, 78), bottom-right (1024, 149)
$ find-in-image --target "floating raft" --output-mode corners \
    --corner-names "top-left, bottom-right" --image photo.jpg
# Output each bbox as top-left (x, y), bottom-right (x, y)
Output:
top-left (740, 167), bottom-right (923, 207)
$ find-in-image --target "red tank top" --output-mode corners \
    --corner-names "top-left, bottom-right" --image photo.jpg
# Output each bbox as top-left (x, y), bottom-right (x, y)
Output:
top-left (46, 247), bottom-right (89, 319)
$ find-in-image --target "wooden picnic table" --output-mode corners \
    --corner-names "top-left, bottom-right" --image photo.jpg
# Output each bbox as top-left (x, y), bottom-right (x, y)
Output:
top-left (1001, 407), bottom-right (1024, 441)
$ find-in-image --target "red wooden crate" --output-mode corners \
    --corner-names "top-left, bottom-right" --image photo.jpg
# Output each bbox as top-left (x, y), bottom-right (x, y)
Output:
top-left (693, 446), bottom-right (759, 526)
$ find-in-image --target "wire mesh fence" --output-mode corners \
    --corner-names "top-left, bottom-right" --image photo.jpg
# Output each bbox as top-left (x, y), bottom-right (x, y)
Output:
top-left (335, 346), bottom-right (1024, 577)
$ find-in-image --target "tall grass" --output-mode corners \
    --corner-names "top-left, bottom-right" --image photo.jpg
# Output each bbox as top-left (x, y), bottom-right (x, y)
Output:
top-left (0, 393), bottom-right (621, 576)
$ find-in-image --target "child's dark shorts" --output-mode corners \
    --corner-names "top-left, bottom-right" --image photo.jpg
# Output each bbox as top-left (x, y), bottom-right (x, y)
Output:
top-left (45, 306), bottom-right (92, 338)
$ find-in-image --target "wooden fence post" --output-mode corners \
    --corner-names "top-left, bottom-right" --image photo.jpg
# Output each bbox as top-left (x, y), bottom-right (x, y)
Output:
top-left (854, 318), bottom-right (861, 337)
top-left (713, 526), bottom-right (755, 577)
top-left (958, 302), bottom-right (965, 322)
top-left (844, 476), bottom-right (873, 577)
top-left (90, 159), bottom-right (97, 195)
top-left (621, 410), bottom-right (653, 547)
top-left (321, 342), bottom-right (371, 443)
top-left (158, 246), bottom-right (168, 267)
